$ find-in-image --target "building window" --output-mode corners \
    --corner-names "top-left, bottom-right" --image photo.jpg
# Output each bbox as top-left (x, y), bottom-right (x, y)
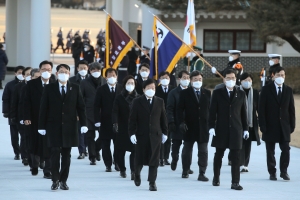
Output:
top-left (204, 30), bottom-right (266, 53)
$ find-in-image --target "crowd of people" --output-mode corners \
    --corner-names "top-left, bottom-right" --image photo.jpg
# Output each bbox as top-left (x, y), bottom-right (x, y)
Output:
top-left (1, 48), bottom-right (296, 192)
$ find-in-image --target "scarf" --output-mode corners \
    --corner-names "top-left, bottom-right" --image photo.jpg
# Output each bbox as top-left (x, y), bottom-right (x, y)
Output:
top-left (121, 89), bottom-right (138, 106)
top-left (239, 85), bottom-right (253, 127)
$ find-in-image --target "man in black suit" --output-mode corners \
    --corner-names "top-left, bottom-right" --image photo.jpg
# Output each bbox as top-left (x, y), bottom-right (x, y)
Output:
top-left (135, 63), bottom-right (150, 95)
top-left (129, 79), bottom-right (168, 191)
top-left (167, 70), bottom-right (191, 172)
top-left (177, 70), bottom-right (211, 181)
top-left (94, 68), bottom-right (122, 172)
top-left (69, 60), bottom-right (89, 159)
top-left (2, 65), bottom-right (25, 160)
top-left (258, 67), bottom-right (295, 181)
top-left (155, 71), bottom-right (175, 166)
top-left (24, 61), bottom-right (55, 178)
top-left (209, 69), bottom-right (249, 190)
top-left (38, 64), bottom-right (87, 190)
top-left (80, 62), bottom-right (106, 165)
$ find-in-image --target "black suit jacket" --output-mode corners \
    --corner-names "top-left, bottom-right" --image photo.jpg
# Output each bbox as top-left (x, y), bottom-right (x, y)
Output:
top-left (135, 74), bottom-right (148, 95)
top-left (10, 81), bottom-right (26, 124)
top-left (155, 84), bottom-right (175, 109)
top-left (39, 81), bottom-right (87, 147)
top-left (177, 87), bottom-right (211, 143)
top-left (209, 86), bottom-right (248, 149)
top-left (94, 83), bottom-right (122, 139)
top-left (258, 82), bottom-right (295, 143)
top-left (69, 73), bottom-right (89, 85)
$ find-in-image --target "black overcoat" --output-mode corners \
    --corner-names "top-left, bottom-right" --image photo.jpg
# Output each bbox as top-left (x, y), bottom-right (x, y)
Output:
top-left (155, 85), bottom-right (175, 109)
top-left (10, 81), bottom-right (26, 124)
top-left (0, 49), bottom-right (8, 80)
top-left (69, 73), bottom-right (89, 85)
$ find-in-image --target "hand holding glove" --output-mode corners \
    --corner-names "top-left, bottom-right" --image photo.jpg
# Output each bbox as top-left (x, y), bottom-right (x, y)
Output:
top-left (95, 122), bottom-right (101, 127)
top-left (162, 134), bottom-right (168, 144)
top-left (81, 126), bottom-right (88, 134)
top-left (179, 123), bottom-right (188, 133)
top-left (209, 128), bottom-right (216, 136)
top-left (211, 67), bottom-right (217, 74)
top-left (243, 131), bottom-right (249, 140)
top-left (38, 130), bottom-right (46, 135)
top-left (113, 123), bottom-right (118, 133)
top-left (130, 135), bottom-right (137, 144)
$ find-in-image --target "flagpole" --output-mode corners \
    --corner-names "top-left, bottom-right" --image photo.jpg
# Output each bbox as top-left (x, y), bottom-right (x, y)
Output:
top-left (103, 9), bottom-right (151, 60)
top-left (148, 11), bottom-right (224, 79)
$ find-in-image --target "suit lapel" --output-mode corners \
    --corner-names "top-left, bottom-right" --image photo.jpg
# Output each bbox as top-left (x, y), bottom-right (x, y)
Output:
top-left (54, 81), bottom-right (63, 101)
top-left (280, 84), bottom-right (287, 105)
top-left (36, 77), bottom-right (44, 94)
top-left (188, 87), bottom-right (199, 105)
top-left (140, 95), bottom-right (151, 113)
top-left (270, 83), bottom-right (280, 104)
top-left (63, 82), bottom-right (72, 102)
top-left (221, 87), bottom-right (230, 103)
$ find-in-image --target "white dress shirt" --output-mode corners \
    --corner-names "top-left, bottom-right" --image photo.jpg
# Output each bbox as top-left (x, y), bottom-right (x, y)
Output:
top-left (59, 82), bottom-right (67, 94)
top-left (161, 85), bottom-right (169, 93)
top-left (108, 84), bottom-right (116, 92)
top-left (274, 82), bottom-right (283, 94)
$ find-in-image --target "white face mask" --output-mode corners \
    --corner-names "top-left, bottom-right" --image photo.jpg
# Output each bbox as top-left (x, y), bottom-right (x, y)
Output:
top-left (160, 79), bottom-right (170, 86)
top-left (25, 76), bottom-right (31, 81)
top-left (58, 73), bottom-right (69, 82)
top-left (91, 71), bottom-right (101, 78)
top-left (225, 80), bottom-right (236, 88)
top-left (107, 77), bottom-right (117, 85)
top-left (135, 48), bottom-right (139, 51)
top-left (275, 77), bottom-right (284, 85)
top-left (192, 81), bottom-right (202, 89)
top-left (78, 70), bottom-right (87, 77)
top-left (180, 79), bottom-right (190, 87)
top-left (126, 85), bottom-right (135, 92)
top-left (241, 81), bottom-right (252, 89)
top-left (145, 89), bottom-right (155, 97)
top-left (229, 56), bottom-right (234, 62)
top-left (141, 52), bottom-right (144, 56)
top-left (84, 47), bottom-right (88, 51)
top-left (17, 74), bottom-right (24, 81)
top-left (101, 47), bottom-right (105, 51)
top-left (41, 71), bottom-right (51, 79)
top-left (140, 71), bottom-right (149, 78)
top-left (269, 60), bottom-right (275, 66)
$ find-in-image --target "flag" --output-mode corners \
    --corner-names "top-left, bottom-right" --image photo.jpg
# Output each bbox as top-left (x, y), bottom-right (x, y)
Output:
top-left (150, 17), bottom-right (190, 80)
top-left (183, 0), bottom-right (196, 47)
top-left (104, 15), bottom-right (134, 75)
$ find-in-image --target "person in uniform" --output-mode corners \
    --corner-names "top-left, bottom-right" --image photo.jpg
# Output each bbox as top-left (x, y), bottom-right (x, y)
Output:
top-left (53, 27), bottom-right (65, 53)
top-left (258, 66), bottom-right (295, 181)
top-left (139, 46), bottom-right (150, 65)
top-left (177, 70), bottom-right (211, 181)
top-left (71, 35), bottom-right (84, 75)
top-left (127, 46), bottom-right (139, 76)
top-left (209, 69), bottom-right (249, 190)
top-left (135, 63), bottom-right (150, 95)
top-left (128, 79), bottom-right (168, 191)
top-left (183, 46), bottom-right (204, 73)
top-left (262, 54), bottom-right (282, 86)
top-left (83, 43), bottom-right (95, 64)
top-left (117, 55), bottom-right (129, 84)
top-left (155, 71), bottom-right (175, 166)
top-left (38, 64), bottom-right (87, 190)
top-left (65, 29), bottom-right (73, 54)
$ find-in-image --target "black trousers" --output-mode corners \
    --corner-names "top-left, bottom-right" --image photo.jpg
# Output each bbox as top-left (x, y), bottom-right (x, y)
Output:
top-left (87, 130), bottom-right (102, 160)
top-left (77, 122), bottom-right (86, 154)
top-left (51, 147), bottom-right (72, 182)
top-left (171, 139), bottom-right (182, 162)
top-left (182, 141), bottom-right (208, 173)
top-left (135, 165), bottom-right (158, 183)
top-left (160, 134), bottom-right (171, 160)
top-left (10, 125), bottom-right (20, 156)
top-left (213, 148), bottom-right (240, 183)
top-left (18, 126), bottom-right (27, 159)
top-left (116, 148), bottom-right (135, 172)
top-left (265, 142), bottom-right (290, 174)
top-left (30, 154), bottom-right (51, 174)
top-left (101, 139), bottom-right (116, 167)
top-left (240, 138), bottom-right (252, 167)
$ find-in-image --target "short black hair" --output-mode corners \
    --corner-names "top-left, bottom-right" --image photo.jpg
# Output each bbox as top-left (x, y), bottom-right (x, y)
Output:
top-left (77, 60), bottom-right (89, 68)
top-left (14, 65), bottom-right (25, 73)
top-left (39, 60), bottom-right (53, 69)
top-left (190, 70), bottom-right (203, 80)
top-left (30, 68), bottom-right (39, 77)
top-left (105, 68), bottom-right (118, 77)
top-left (139, 63), bottom-right (150, 70)
top-left (89, 62), bottom-right (101, 71)
top-left (223, 68), bottom-right (236, 77)
top-left (142, 78), bottom-right (156, 89)
top-left (240, 72), bottom-right (253, 81)
top-left (0, 43), bottom-right (3, 49)
top-left (22, 67), bottom-right (32, 75)
top-left (178, 70), bottom-right (189, 78)
top-left (159, 71), bottom-right (170, 78)
top-left (56, 64), bottom-right (70, 72)
top-left (274, 66), bottom-right (285, 74)
top-left (122, 75), bottom-right (136, 88)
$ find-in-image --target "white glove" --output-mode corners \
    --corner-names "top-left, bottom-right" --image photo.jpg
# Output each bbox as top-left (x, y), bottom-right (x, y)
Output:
top-left (162, 134), bottom-right (168, 144)
top-left (81, 126), bottom-right (88, 134)
top-left (96, 58), bottom-right (100, 62)
top-left (211, 67), bottom-right (217, 74)
top-left (20, 120), bottom-right (24, 125)
top-left (130, 135), bottom-right (137, 144)
top-left (243, 131), bottom-right (249, 140)
top-left (261, 77), bottom-right (264, 82)
top-left (38, 130), bottom-right (46, 135)
top-left (209, 128), bottom-right (216, 136)
top-left (95, 122), bottom-right (101, 127)
top-left (80, 57), bottom-right (84, 60)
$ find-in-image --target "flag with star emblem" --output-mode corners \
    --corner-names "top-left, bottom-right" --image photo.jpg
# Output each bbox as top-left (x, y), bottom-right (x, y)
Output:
top-left (104, 15), bottom-right (134, 75)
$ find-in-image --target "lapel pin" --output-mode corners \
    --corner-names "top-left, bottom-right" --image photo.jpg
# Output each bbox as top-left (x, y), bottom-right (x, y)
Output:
top-left (70, 87), bottom-right (72, 91)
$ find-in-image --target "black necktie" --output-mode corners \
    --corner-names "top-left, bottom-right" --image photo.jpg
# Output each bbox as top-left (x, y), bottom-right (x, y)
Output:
top-left (196, 90), bottom-right (200, 101)
top-left (229, 91), bottom-right (233, 101)
top-left (278, 87), bottom-right (282, 102)
top-left (61, 85), bottom-right (65, 100)
top-left (148, 98), bottom-right (152, 110)
top-left (111, 87), bottom-right (115, 93)
top-left (43, 84), bottom-right (46, 88)
top-left (164, 87), bottom-right (167, 93)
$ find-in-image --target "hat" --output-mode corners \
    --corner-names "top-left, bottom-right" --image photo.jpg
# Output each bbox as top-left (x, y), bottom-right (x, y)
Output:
top-left (193, 46), bottom-right (202, 51)
top-left (56, 64), bottom-right (70, 72)
top-left (142, 46), bottom-right (150, 51)
top-left (268, 54), bottom-right (281, 59)
top-left (240, 72), bottom-right (253, 81)
top-left (228, 50), bottom-right (241, 54)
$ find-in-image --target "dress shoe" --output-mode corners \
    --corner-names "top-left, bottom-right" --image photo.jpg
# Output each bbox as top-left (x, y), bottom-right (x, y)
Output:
top-left (149, 182), bottom-right (157, 191)
top-left (182, 172), bottom-right (189, 178)
top-left (228, 160), bottom-right (231, 166)
top-left (164, 159), bottom-right (170, 165)
top-left (212, 177), bottom-right (220, 186)
top-left (84, 152), bottom-right (88, 157)
top-left (31, 167), bottom-right (38, 176)
top-left (188, 169), bottom-right (194, 174)
top-left (131, 172), bottom-right (135, 180)
top-left (198, 173), bottom-right (209, 181)
top-left (280, 173), bottom-right (290, 180)
top-left (39, 161), bottom-right (45, 169)
top-left (120, 171), bottom-right (127, 178)
top-left (43, 173), bottom-right (52, 179)
top-left (77, 153), bottom-right (85, 159)
top-left (134, 175), bottom-right (141, 186)
top-left (170, 160), bottom-right (177, 171)
top-left (22, 158), bottom-right (29, 166)
top-left (105, 167), bottom-right (112, 172)
top-left (231, 183), bottom-right (243, 190)
top-left (159, 159), bottom-right (164, 167)
top-left (14, 155), bottom-right (20, 160)
top-left (96, 153), bottom-right (101, 161)
top-left (115, 164), bottom-right (120, 171)
top-left (60, 181), bottom-right (69, 190)
top-left (90, 158), bottom-right (96, 165)
top-left (269, 173), bottom-right (277, 181)
top-left (51, 181), bottom-right (59, 190)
